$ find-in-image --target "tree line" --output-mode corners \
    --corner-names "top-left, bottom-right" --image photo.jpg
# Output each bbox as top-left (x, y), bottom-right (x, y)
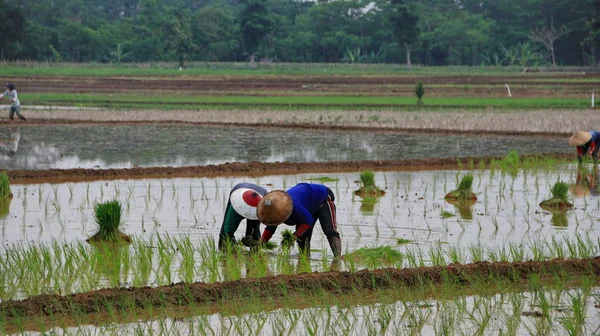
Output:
top-left (1, 0), bottom-right (599, 66)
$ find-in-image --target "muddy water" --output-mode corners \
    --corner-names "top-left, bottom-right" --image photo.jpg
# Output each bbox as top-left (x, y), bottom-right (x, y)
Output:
top-left (1, 165), bottom-right (597, 270)
top-left (0, 125), bottom-right (568, 169)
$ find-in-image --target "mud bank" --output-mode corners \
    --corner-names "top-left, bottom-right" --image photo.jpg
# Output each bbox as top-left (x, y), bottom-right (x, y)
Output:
top-left (2, 257), bottom-right (598, 318)
top-left (5, 153), bottom-right (573, 184)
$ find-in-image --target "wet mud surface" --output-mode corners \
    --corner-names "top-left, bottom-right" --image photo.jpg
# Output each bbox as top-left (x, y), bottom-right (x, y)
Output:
top-left (4, 153), bottom-right (573, 184)
top-left (2, 257), bottom-right (598, 318)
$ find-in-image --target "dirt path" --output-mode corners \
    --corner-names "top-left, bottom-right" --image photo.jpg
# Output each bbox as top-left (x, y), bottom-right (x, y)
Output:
top-left (2, 257), bottom-right (598, 319)
top-left (5, 153), bottom-right (573, 184)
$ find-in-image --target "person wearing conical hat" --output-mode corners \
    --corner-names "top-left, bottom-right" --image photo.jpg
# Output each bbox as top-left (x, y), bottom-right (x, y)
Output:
top-left (569, 131), bottom-right (600, 165)
top-left (218, 182), bottom-right (268, 251)
top-left (257, 183), bottom-right (342, 257)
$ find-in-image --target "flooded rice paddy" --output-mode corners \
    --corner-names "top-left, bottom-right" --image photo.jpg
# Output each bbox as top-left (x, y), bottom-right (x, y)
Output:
top-left (0, 125), bottom-right (569, 169)
top-left (1, 164), bottom-right (598, 300)
top-left (10, 286), bottom-right (599, 336)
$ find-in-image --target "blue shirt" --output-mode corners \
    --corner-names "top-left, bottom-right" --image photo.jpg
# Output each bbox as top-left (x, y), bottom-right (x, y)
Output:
top-left (265, 183), bottom-right (329, 234)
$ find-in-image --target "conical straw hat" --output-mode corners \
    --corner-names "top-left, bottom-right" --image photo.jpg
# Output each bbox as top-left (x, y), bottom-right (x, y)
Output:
top-left (230, 188), bottom-right (264, 220)
top-left (568, 131), bottom-right (592, 146)
top-left (257, 190), bottom-right (293, 225)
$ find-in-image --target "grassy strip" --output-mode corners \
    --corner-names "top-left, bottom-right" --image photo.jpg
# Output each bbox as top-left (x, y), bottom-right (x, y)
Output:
top-left (22, 92), bottom-right (589, 109)
top-left (0, 62), bottom-right (585, 76)
top-left (1, 256), bottom-right (598, 319)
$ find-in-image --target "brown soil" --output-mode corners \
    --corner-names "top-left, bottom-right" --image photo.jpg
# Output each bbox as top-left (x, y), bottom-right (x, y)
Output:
top-left (4, 153), bottom-right (574, 184)
top-left (444, 193), bottom-right (478, 202)
top-left (86, 231), bottom-right (133, 244)
top-left (5, 75), bottom-right (598, 96)
top-left (2, 257), bottom-right (598, 318)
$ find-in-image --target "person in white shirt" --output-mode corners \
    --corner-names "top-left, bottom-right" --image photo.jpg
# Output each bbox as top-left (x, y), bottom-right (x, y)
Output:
top-left (0, 83), bottom-right (26, 121)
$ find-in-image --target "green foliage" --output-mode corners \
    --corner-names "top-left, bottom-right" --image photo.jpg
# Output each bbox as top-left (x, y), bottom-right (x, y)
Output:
top-left (91, 200), bottom-right (127, 243)
top-left (415, 81), bottom-right (425, 106)
top-left (356, 170), bottom-right (385, 197)
top-left (49, 45), bottom-right (62, 63)
top-left (304, 176), bottom-right (340, 183)
top-left (550, 182), bottom-right (569, 202)
top-left (344, 246), bottom-right (403, 267)
top-left (360, 171), bottom-right (376, 188)
top-left (4, 0), bottom-right (596, 65)
top-left (445, 174), bottom-right (476, 201)
top-left (108, 43), bottom-right (133, 63)
top-left (280, 229), bottom-right (295, 251)
top-left (540, 181), bottom-right (573, 210)
top-left (458, 174), bottom-right (474, 191)
top-left (0, 172), bottom-right (11, 198)
top-left (239, 0), bottom-right (275, 62)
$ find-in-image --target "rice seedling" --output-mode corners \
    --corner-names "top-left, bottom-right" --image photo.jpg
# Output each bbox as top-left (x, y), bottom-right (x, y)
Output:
top-left (539, 181), bottom-right (573, 211)
top-left (280, 229), bottom-right (295, 252)
top-left (444, 173), bottom-right (477, 203)
top-left (87, 200), bottom-right (131, 244)
top-left (344, 246), bottom-right (403, 268)
top-left (0, 172), bottom-right (12, 199)
top-left (354, 171), bottom-right (385, 197)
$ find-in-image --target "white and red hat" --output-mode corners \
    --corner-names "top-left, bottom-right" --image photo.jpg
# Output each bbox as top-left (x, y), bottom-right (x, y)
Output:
top-left (230, 188), bottom-right (264, 220)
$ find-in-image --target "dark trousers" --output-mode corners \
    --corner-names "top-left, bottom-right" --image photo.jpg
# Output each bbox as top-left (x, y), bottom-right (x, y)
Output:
top-left (218, 201), bottom-right (261, 250)
top-left (296, 187), bottom-right (340, 251)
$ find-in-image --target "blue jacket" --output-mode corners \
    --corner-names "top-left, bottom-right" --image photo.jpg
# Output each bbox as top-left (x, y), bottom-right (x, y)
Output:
top-left (264, 183), bottom-right (329, 236)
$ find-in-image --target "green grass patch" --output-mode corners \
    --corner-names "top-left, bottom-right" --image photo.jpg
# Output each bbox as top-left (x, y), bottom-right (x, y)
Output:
top-left (22, 92), bottom-right (590, 110)
top-left (0, 172), bottom-right (11, 199)
top-left (304, 176), bottom-right (340, 183)
top-left (344, 246), bottom-right (403, 267)
top-left (2, 62), bottom-right (589, 76)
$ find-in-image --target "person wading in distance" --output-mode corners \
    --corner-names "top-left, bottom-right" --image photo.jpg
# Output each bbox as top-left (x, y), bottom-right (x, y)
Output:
top-left (569, 131), bottom-right (600, 166)
top-left (0, 83), bottom-right (26, 121)
top-left (256, 183), bottom-right (342, 257)
top-left (218, 183), bottom-right (268, 251)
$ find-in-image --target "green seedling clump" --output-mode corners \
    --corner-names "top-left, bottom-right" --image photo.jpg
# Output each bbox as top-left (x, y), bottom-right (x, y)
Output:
top-left (355, 170), bottom-right (385, 197)
top-left (0, 172), bottom-right (12, 199)
top-left (344, 246), bottom-right (403, 267)
top-left (87, 200), bottom-right (132, 244)
top-left (280, 229), bottom-right (295, 251)
top-left (540, 181), bottom-right (573, 211)
top-left (304, 176), bottom-right (340, 183)
top-left (445, 174), bottom-right (477, 202)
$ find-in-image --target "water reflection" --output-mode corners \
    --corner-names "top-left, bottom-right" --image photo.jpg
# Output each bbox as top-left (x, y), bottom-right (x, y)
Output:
top-left (0, 127), bottom-right (20, 157)
top-left (571, 167), bottom-right (600, 197)
top-left (0, 125), bottom-right (570, 170)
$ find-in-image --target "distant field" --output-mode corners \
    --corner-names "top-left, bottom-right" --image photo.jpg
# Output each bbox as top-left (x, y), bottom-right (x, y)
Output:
top-left (21, 92), bottom-right (589, 110)
top-left (1, 61), bottom-right (599, 76)
top-left (0, 62), bottom-right (597, 110)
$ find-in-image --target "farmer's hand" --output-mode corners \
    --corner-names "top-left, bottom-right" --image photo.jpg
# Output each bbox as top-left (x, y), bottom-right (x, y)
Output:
top-left (241, 235), bottom-right (259, 248)
top-left (280, 234), bottom-right (296, 248)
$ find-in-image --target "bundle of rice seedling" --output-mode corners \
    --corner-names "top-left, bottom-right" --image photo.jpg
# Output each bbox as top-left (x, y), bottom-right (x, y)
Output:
top-left (0, 172), bottom-right (12, 199)
top-left (445, 174), bottom-right (477, 202)
top-left (344, 246), bottom-right (403, 267)
top-left (355, 170), bottom-right (385, 197)
top-left (87, 200), bottom-right (131, 244)
top-left (280, 229), bottom-right (295, 251)
top-left (540, 182), bottom-right (573, 211)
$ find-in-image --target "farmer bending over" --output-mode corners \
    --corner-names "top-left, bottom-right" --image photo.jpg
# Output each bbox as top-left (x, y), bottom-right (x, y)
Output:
top-left (0, 83), bottom-right (26, 121)
top-left (256, 183), bottom-right (342, 257)
top-left (569, 131), bottom-right (600, 165)
top-left (218, 182), bottom-right (268, 251)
